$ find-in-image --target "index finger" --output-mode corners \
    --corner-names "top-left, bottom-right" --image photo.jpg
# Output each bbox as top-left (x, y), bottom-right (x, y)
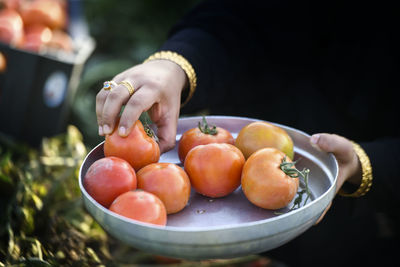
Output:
top-left (100, 83), bottom-right (132, 135)
top-left (118, 85), bottom-right (160, 136)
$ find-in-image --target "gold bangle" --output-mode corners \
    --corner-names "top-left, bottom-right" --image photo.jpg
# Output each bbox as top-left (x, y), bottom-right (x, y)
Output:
top-left (144, 51), bottom-right (197, 107)
top-left (339, 141), bottom-right (373, 197)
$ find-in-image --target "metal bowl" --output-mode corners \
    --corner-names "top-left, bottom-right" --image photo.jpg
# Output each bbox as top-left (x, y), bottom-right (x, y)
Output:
top-left (79, 116), bottom-right (338, 260)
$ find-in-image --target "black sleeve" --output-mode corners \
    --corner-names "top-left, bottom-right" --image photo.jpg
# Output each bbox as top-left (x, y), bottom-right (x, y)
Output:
top-left (159, 0), bottom-right (311, 113)
top-left (159, 27), bottom-right (230, 112)
top-left (159, 0), bottom-right (252, 112)
top-left (362, 139), bottom-right (400, 213)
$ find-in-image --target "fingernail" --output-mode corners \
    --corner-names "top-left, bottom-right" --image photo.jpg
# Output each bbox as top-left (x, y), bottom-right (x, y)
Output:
top-left (310, 134), bottom-right (320, 144)
top-left (98, 126), bottom-right (104, 136)
top-left (119, 126), bottom-right (127, 136)
top-left (310, 134), bottom-right (321, 150)
top-left (103, 124), bottom-right (111, 134)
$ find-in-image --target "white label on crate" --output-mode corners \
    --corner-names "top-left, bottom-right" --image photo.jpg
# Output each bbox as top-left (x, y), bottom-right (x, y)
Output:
top-left (43, 71), bottom-right (68, 108)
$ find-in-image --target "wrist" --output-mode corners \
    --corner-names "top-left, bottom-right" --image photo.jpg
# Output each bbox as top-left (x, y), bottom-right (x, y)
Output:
top-left (144, 51), bottom-right (197, 107)
top-left (346, 149), bottom-right (362, 186)
top-left (339, 142), bottom-right (373, 197)
top-left (146, 59), bottom-right (188, 94)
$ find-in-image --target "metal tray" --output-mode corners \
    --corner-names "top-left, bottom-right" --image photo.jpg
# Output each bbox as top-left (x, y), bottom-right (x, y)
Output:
top-left (79, 116), bottom-right (338, 260)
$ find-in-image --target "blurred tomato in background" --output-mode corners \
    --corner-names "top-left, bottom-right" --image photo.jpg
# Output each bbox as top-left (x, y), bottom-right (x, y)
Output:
top-left (0, 8), bottom-right (24, 46)
top-left (21, 24), bottom-right (51, 52)
top-left (0, 0), bottom-right (72, 53)
top-left (20, 0), bottom-right (67, 30)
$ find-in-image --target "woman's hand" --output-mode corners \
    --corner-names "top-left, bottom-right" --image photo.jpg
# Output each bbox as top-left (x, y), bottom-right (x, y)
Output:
top-left (309, 133), bottom-right (362, 224)
top-left (96, 59), bottom-right (188, 153)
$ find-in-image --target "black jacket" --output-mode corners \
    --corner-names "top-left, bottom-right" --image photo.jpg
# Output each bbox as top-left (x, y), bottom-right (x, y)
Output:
top-left (159, 1), bottom-right (399, 266)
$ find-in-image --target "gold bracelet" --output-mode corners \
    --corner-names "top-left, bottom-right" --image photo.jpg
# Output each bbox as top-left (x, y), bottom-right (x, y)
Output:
top-left (143, 51), bottom-right (197, 107)
top-left (339, 141), bottom-right (373, 197)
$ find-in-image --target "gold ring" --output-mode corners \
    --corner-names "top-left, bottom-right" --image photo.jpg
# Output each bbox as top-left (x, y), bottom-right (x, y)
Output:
top-left (103, 80), bottom-right (117, 91)
top-left (118, 81), bottom-right (135, 96)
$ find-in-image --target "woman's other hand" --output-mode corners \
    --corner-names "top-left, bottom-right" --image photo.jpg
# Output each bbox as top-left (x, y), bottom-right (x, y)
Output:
top-left (310, 133), bottom-right (362, 223)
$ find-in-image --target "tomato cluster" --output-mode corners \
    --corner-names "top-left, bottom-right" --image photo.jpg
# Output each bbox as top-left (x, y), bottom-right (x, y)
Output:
top-left (84, 120), bottom-right (185, 226)
top-left (180, 118), bottom-right (299, 209)
top-left (84, 117), bottom-right (306, 227)
top-left (0, 0), bottom-right (73, 54)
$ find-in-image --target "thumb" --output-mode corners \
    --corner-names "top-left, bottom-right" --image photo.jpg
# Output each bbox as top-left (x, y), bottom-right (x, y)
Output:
top-left (309, 133), bottom-right (356, 225)
top-left (310, 133), bottom-right (354, 163)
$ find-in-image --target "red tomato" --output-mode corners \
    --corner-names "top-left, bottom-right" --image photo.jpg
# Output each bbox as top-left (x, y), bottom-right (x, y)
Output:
top-left (0, 8), bottom-right (24, 46)
top-left (20, 0), bottom-right (67, 30)
top-left (83, 156), bottom-right (137, 208)
top-left (184, 143), bottom-right (245, 198)
top-left (241, 148), bottom-right (299, 210)
top-left (104, 120), bottom-right (160, 171)
top-left (235, 121), bottom-right (294, 159)
top-left (137, 163), bottom-right (191, 214)
top-left (109, 190), bottom-right (167, 226)
top-left (178, 116), bottom-right (234, 163)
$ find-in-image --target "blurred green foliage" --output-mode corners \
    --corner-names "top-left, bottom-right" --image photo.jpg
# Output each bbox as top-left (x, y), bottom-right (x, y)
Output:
top-left (0, 126), bottom-right (109, 266)
top-left (83, 0), bottom-right (201, 61)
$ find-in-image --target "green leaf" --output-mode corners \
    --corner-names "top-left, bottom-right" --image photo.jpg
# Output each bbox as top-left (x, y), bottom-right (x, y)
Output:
top-left (139, 111), bottom-right (153, 125)
top-left (21, 207), bottom-right (35, 234)
top-left (31, 194), bottom-right (43, 211)
top-left (86, 247), bottom-right (101, 263)
top-left (0, 173), bottom-right (12, 185)
top-left (18, 257), bottom-right (52, 267)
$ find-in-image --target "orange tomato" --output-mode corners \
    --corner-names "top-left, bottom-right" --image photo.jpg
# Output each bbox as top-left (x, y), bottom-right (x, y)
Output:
top-left (184, 143), bottom-right (245, 198)
top-left (104, 120), bottom-right (160, 171)
top-left (20, 0), bottom-right (67, 30)
top-left (241, 148), bottom-right (299, 210)
top-left (83, 156), bottom-right (137, 208)
top-left (109, 190), bottom-right (167, 226)
top-left (137, 163), bottom-right (191, 214)
top-left (178, 116), bottom-right (234, 163)
top-left (235, 121), bottom-right (294, 159)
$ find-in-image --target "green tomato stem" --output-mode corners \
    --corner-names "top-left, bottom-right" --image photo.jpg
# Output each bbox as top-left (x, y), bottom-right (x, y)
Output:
top-left (280, 156), bottom-right (312, 211)
top-left (143, 122), bottom-right (159, 143)
top-left (198, 116), bottom-right (218, 135)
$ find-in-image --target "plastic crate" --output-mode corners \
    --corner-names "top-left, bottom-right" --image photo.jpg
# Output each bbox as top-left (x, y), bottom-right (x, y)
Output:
top-left (0, 37), bottom-right (95, 145)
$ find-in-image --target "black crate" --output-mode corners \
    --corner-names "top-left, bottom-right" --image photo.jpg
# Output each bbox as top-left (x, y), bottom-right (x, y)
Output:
top-left (0, 38), bottom-right (95, 146)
